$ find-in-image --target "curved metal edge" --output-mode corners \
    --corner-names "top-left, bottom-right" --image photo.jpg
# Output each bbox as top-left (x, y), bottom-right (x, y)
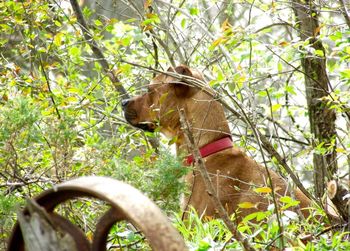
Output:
top-left (8, 176), bottom-right (187, 251)
top-left (92, 208), bottom-right (125, 251)
top-left (49, 213), bottom-right (91, 250)
top-left (57, 176), bottom-right (188, 251)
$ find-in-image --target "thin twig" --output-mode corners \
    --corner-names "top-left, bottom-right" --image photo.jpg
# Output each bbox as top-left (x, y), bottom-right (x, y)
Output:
top-left (255, 22), bottom-right (293, 34)
top-left (155, 0), bottom-right (237, 72)
top-left (222, 89), bottom-right (285, 248)
top-left (219, 88), bottom-right (316, 203)
top-left (265, 45), bottom-right (350, 120)
top-left (179, 109), bottom-right (255, 251)
top-left (266, 88), bottom-right (287, 164)
top-left (38, 56), bottom-right (61, 119)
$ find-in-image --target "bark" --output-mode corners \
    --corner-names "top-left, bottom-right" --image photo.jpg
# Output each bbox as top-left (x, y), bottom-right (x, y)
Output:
top-left (292, 1), bottom-right (338, 198)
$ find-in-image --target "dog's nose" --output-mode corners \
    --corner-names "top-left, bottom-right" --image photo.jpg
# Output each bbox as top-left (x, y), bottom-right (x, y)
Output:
top-left (121, 99), bottom-right (130, 108)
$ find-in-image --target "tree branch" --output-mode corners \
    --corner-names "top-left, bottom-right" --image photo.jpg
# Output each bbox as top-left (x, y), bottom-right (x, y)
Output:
top-left (69, 0), bottom-right (129, 98)
top-left (39, 56), bottom-right (61, 119)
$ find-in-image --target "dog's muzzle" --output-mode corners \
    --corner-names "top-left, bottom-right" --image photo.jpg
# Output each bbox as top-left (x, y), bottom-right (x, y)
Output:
top-left (121, 99), bottom-right (130, 110)
top-left (121, 98), bottom-right (135, 121)
top-left (121, 98), bottom-right (155, 132)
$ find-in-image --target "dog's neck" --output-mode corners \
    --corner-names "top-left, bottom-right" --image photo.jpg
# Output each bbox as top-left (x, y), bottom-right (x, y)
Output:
top-left (175, 100), bottom-right (231, 156)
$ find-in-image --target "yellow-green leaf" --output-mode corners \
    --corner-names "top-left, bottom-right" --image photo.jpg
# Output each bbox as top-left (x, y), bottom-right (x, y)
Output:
top-left (221, 19), bottom-right (231, 31)
top-left (211, 37), bottom-right (227, 48)
top-left (271, 103), bottom-right (282, 112)
top-left (159, 92), bottom-right (168, 104)
top-left (54, 32), bottom-right (63, 46)
top-left (67, 96), bottom-right (78, 103)
top-left (168, 136), bottom-right (178, 145)
top-left (238, 202), bottom-right (256, 209)
top-left (254, 187), bottom-right (272, 193)
top-left (336, 148), bottom-right (346, 153)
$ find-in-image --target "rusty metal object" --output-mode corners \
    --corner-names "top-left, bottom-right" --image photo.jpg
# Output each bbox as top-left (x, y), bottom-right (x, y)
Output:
top-left (8, 176), bottom-right (187, 251)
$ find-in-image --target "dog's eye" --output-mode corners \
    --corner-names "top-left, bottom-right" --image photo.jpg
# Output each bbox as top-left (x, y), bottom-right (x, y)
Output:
top-left (148, 84), bottom-right (156, 91)
top-left (148, 83), bottom-right (161, 91)
top-left (147, 86), bottom-right (158, 94)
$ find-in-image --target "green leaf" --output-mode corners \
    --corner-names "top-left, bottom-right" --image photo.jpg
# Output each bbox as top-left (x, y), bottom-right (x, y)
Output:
top-left (168, 136), bottom-right (178, 145)
top-left (279, 196), bottom-right (300, 210)
top-left (69, 46), bottom-right (81, 57)
top-left (279, 196), bottom-right (293, 204)
top-left (54, 20), bottom-right (62, 27)
top-left (120, 37), bottom-right (132, 46)
top-left (181, 19), bottom-right (186, 28)
top-left (66, 96), bottom-right (78, 103)
top-left (106, 24), bottom-right (114, 32)
top-left (189, 7), bottom-right (199, 15)
top-left (277, 61), bottom-right (283, 72)
top-left (198, 239), bottom-right (211, 251)
top-left (340, 69), bottom-right (350, 79)
top-left (94, 19), bottom-right (103, 26)
top-left (242, 212), bottom-right (258, 222)
top-left (285, 85), bottom-right (296, 95)
top-left (315, 49), bottom-right (324, 57)
top-left (256, 211), bottom-right (269, 221)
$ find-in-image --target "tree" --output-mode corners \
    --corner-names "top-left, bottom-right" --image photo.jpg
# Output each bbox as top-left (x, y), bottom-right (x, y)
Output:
top-left (292, 0), bottom-right (338, 198)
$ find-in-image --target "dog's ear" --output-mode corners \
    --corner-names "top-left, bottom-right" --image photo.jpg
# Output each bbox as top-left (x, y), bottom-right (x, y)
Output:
top-left (167, 65), bottom-right (196, 98)
top-left (174, 65), bottom-right (193, 76)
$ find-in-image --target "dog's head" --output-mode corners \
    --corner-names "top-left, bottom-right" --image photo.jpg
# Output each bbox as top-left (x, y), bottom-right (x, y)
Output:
top-left (122, 65), bottom-right (207, 136)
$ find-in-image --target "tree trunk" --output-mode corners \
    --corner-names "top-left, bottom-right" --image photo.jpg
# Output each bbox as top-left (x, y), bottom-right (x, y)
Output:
top-left (292, 0), bottom-right (337, 199)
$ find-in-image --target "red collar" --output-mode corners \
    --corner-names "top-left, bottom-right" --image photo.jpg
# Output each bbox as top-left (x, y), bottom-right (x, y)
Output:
top-left (185, 136), bottom-right (233, 166)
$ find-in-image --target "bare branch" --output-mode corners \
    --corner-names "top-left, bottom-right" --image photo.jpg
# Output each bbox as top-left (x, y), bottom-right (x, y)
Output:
top-left (221, 87), bottom-right (317, 203)
top-left (155, 0), bottom-right (237, 72)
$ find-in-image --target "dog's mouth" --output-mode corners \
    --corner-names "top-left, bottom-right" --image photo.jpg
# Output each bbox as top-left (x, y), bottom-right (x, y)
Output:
top-left (134, 122), bottom-right (156, 132)
top-left (124, 109), bottom-right (137, 122)
top-left (123, 109), bottom-right (156, 132)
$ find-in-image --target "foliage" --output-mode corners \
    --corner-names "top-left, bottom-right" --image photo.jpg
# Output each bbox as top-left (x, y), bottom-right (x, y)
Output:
top-left (174, 206), bottom-right (350, 251)
top-left (0, 0), bottom-right (349, 250)
top-left (97, 149), bottom-right (190, 213)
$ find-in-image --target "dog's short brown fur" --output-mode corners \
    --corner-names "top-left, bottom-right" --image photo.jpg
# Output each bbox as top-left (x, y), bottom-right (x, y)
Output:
top-left (122, 65), bottom-right (310, 220)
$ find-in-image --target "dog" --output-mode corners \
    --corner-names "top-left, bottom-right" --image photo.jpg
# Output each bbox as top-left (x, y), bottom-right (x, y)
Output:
top-left (122, 65), bottom-right (311, 221)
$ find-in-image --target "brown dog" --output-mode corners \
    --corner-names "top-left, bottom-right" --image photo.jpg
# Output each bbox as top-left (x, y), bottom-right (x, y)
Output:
top-left (122, 65), bottom-right (311, 221)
